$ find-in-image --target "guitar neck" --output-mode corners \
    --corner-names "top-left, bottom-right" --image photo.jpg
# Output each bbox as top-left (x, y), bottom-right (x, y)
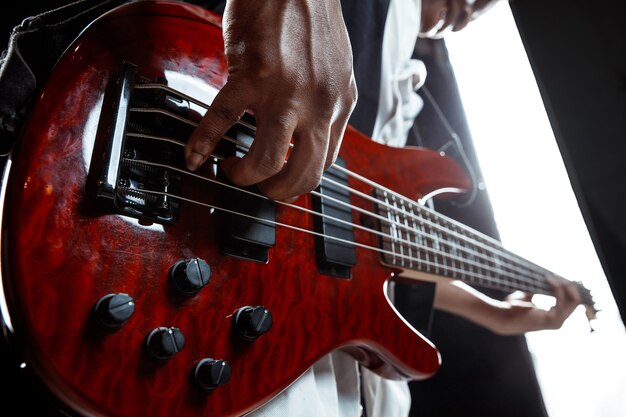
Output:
top-left (374, 189), bottom-right (570, 298)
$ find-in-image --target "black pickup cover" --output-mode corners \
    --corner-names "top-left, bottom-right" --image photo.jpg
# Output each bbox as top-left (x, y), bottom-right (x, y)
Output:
top-left (313, 158), bottom-right (356, 278)
top-left (218, 115), bottom-right (276, 263)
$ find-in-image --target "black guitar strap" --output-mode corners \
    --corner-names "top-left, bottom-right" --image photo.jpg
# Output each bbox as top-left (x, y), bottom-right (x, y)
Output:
top-left (0, 0), bottom-right (127, 155)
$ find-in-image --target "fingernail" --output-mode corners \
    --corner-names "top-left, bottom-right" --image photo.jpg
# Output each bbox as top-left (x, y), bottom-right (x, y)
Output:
top-left (186, 152), bottom-right (204, 171)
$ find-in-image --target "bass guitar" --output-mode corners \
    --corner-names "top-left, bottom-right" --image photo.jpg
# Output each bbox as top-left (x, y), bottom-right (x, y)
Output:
top-left (0, 1), bottom-right (595, 416)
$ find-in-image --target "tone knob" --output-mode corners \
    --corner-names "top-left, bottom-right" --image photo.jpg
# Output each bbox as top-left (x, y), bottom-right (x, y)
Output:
top-left (169, 258), bottom-right (211, 296)
top-left (192, 358), bottom-right (231, 392)
top-left (233, 306), bottom-right (273, 341)
top-left (145, 327), bottom-right (185, 361)
top-left (93, 293), bottom-right (135, 328)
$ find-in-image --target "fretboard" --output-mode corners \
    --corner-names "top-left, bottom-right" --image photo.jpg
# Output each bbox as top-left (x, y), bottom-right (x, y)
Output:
top-left (374, 189), bottom-right (554, 296)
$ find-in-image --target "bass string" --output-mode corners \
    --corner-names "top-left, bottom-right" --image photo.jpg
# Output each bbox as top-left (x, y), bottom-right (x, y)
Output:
top-left (132, 84), bottom-right (534, 271)
top-left (127, 85), bottom-right (549, 283)
top-left (139, 186), bottom-right (549, 295)
top-left (325, 164), bottom-right (545, 276)
top-left (149, 177), bottom-right (593, 305)
top-left (125, 128), bottom-right (541, 283)
top-left (318, 171), bottom-right (541, 279)
top-left (125, 110), bottom-right (544, 281)
top-left (130, 100), bottom-right (552, 276)
top-left (125, 151), bottom-right (547, 292)
top-left (127, 133), bottom-right (541, 288)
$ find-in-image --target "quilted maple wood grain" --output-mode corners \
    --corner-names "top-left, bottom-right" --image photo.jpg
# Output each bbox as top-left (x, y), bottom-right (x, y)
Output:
top-left (1, 1), bottom-right (471, 416)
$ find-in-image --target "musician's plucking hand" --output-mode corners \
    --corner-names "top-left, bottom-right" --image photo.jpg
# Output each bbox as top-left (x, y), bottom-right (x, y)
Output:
top-left (184, 0), bottom-right (357, 202)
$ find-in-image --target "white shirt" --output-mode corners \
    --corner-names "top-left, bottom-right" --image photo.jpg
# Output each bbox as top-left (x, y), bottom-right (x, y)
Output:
top-left (373, 0), bottom-right (426, 147)
top-left (247, 1), bottom-right (424, 415)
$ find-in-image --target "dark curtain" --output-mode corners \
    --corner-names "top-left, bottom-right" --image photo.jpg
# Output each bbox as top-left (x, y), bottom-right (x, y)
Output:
top-left (508, 0), bottom-right (626, 326)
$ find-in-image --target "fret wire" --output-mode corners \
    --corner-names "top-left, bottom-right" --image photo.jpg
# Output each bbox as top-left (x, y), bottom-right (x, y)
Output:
top-left (409, 204), bottom-right (422, 272)
top-left (380, 192), bottom-right (395, 265)
top-left (328, 169), bottom-right (539, 273)
top-left (448, 224), bottom-right (457, 279)
top-left (385, 191), bottom-right (399, 266)
top-left (444, 226), bottom-right (545, 286)
top-left (389, 194), bottom-right (398, 265)
top-left (429, 212), bottom-right (438, 275)
top-left (397, 205), bottom-right (544, 287)
top-left (476, 235), bottom-right (487, 287)
top-left (424, 210), bottom-right (434, 273)
top-left (393, 196), bottom-right (407, 268)
top-left (382, 204), bottom-right (553, 294)
top-left (460, 227), bottom-right (475, 284)
top-left (383, 238), bottom-right (547, 293)
top-left (385, 196), bottom-right (404, 264)
top-left (328, 173), bottom-right (544, 274)
top-left (451, 225), bottom-right (462, 280)
top-left (497, 253), bottom-right (542, 286)
top-left (399, 199), bottom-right (414, 269)
top-left (322, 184), bottom-right (543, 280)
top-left (424, 210), bottom-right (435, 274)
top-left (372, 190), bottom-right (544, 288)
top-left (433, 214), bottom-right (443, 276)
top-left (444, 221), bottom-right (543, 283)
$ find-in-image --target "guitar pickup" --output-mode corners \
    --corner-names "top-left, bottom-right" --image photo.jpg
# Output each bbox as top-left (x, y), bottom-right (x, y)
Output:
top-left (219, 184), bottom-right (276, 263)
top-left (313, 158), bottom-right (356, 278)
top-left (218, 117), bottom-right (276, 263)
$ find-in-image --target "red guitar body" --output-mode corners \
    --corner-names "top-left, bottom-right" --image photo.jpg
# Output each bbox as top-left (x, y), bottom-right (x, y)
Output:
top-left (0, 2), bottom-right (471, 416)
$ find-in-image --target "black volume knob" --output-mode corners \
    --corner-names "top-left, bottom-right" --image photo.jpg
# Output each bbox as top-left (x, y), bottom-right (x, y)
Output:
top-left (233, 306), bottom-right (273, 341)
top-left (145, 327), bottom-right (185, 361)
top-left (192, 358), bottom-right (231, 392)
top-left (169, 258), bottom-right (211, 296)
top-left (94, 293), bottom-right (135, 328)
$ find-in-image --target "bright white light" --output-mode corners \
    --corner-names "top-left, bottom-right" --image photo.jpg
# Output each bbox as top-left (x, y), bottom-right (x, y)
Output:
top-left (445, 2), bottom-right (626, 417)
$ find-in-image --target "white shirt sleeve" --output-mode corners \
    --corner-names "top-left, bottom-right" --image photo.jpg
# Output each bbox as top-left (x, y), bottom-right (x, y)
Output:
top-left (372, 0), bottom-right (426, 148)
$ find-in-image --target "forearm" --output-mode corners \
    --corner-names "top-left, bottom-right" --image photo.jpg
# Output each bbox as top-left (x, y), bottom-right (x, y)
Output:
top-left (433, 281), bottom-right (573, 335)
top-left (433, 281), bottom-right (510, 334)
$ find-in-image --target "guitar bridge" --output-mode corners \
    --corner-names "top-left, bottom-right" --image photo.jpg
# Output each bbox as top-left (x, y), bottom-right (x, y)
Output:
top-left (91, 61), bottom-right (276, 263)
top-left (95, 62), bottom-right (192, 224)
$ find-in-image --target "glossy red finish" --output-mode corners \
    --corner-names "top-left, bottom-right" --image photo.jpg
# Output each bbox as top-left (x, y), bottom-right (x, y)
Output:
top-left (1, 2), bottom-right (471, 416)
